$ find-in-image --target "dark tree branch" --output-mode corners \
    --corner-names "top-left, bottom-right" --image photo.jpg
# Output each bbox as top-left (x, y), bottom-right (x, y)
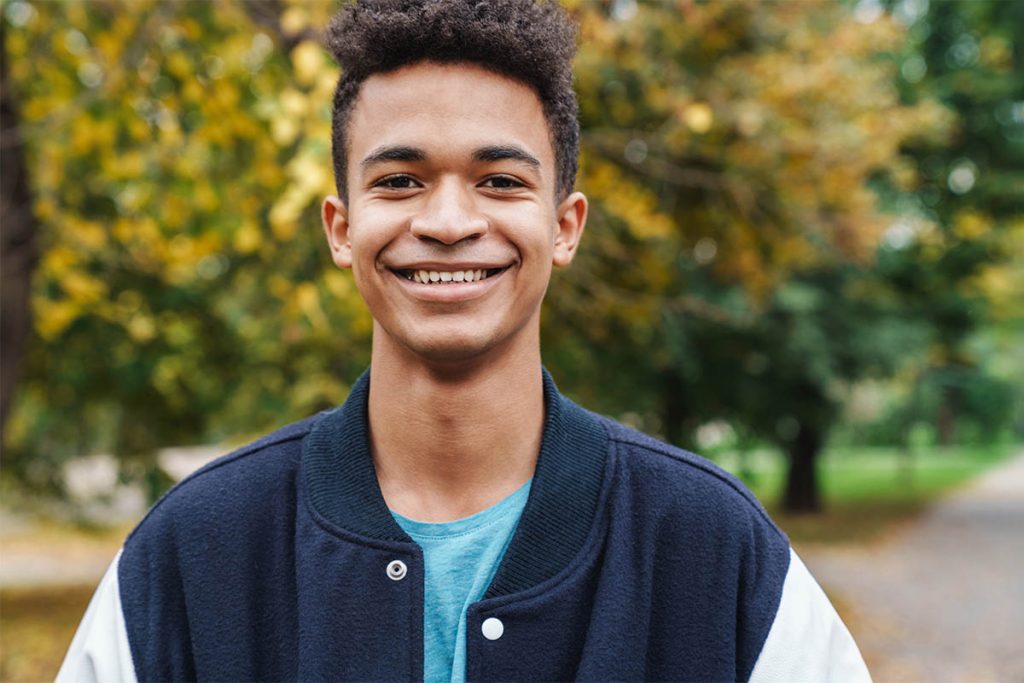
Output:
top-left (1, 19), bottom-right (39, 450)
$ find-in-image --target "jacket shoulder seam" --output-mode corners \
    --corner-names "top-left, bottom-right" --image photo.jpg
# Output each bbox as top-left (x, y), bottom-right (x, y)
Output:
top-left (124, 418), bottom-right (318, 545)
top-left (605, 428), bottom-right (786, 538)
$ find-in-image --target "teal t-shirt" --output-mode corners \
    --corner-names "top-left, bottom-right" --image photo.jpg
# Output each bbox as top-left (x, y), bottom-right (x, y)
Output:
top-left (392, 480), bottom-right (532, 683)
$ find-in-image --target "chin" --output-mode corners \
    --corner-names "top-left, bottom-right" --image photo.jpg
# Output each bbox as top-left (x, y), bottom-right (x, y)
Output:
top-left (404, 334), bottom-right (497, 365)
top-left (374, 311), bottom-right (540, 368)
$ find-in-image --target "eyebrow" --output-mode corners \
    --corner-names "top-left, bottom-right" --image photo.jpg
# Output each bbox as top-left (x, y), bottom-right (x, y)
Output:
top-left (360, 145), bottom-right (427, 170)
top-left (358, 144), bottom-right (542, 172)
top-left (473, 145), bottom-right (541, 169)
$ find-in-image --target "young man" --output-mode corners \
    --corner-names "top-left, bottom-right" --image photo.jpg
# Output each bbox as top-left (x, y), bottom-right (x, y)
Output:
top-left (59, 1), bottom-right (870, 681)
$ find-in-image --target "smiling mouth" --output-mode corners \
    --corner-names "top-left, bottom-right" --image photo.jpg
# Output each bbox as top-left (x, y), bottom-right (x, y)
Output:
top-left (395, 267), bottom-right (509, 284)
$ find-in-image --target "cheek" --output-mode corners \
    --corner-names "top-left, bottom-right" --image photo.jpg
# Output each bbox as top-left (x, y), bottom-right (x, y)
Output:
top-left (349, 207), bottom-right (406, 259)
top-left (348, 225), bottom-right (386, 267)
top-left (347, 238), bottom-right (382, 292)
top-left (352, 259), bottom-right (385, 292)
top-left (494, 209), bottom-right (557, 248)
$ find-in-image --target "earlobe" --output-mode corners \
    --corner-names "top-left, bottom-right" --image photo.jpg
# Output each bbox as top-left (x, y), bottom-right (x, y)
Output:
top-left (321, 195), bottom-right (353, 269)
top-left (553, 191), bottom-right (588, 267)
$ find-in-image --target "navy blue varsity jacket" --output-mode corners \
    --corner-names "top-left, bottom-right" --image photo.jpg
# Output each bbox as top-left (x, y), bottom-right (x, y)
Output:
top-left (59, 369), bottom-right (870, 682)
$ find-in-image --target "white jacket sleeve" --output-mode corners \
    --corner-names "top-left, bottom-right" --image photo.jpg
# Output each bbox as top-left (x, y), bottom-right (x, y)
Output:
top-left (55, 551), bottom-right (138, 683)
top-left (749, 548), bottom-right (872, 683)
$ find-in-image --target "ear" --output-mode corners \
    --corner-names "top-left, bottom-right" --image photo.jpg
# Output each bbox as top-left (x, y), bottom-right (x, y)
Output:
top-left (552, 191), bottom-right (588, 267)
top-left (321, 195), bottom-right (352, 269)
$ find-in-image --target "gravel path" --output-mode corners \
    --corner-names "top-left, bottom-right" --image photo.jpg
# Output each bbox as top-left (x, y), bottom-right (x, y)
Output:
top-left (800, 452), bottom-right (1024, 683)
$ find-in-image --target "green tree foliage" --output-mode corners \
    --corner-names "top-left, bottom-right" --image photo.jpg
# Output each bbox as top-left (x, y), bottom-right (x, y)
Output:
top-left (547, 0), bottom-right (950, 511)
top-left (874, 0), bottom-right (1024, 445)
top-left (3, 0), bottom-right (1011, 514)
top-left (3, 0), bottom-right (368, 493)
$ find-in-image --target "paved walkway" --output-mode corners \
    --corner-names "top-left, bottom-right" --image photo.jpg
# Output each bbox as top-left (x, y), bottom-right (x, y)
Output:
top-left (0, 517), bottom-right (126, 588)
top-left (801, 453), bottom-right (1024, 683)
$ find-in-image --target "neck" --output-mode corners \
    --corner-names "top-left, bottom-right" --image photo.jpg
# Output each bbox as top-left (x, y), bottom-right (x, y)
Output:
top-left (367, 333), bottom-right (545, 522)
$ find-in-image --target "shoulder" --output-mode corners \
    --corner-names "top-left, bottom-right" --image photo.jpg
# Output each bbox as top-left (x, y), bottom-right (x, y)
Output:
top-left (590, 413), bottom-right (798, 679)
top-left (750, 550), bottom-right (873, 682)
top-left (115, 414), bottom-right (325, 678)
top-left (597, 414), bottom-right (784, 541)
top-left (123, 412), bottom-right (323, 548)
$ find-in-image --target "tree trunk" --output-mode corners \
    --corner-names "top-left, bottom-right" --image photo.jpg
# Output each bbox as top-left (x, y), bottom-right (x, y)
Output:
top-left (0, 21), bottom-right (39, 448)
top-left (782, 423), bottom-right (823, 514)
top-left (660, 369), bottom-right (689, 448)
top-left (936, 383), bottom-right (957, 446)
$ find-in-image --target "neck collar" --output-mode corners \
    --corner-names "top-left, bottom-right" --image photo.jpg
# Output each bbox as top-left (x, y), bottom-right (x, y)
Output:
top-left (302, 367), bottom-right (608, 598)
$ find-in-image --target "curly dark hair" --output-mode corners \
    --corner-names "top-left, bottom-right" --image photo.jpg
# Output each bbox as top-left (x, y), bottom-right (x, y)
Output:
top-left (323, 0), bottom-right (579, 200)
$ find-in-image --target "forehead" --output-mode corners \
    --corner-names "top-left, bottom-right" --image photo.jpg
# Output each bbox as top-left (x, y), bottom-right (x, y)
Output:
top-left (347, 62), bottom-right (555, 176)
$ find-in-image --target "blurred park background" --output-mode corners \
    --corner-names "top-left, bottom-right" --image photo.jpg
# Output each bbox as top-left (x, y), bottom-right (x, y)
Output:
top-left (1, 0), bottom-right (1022, 680)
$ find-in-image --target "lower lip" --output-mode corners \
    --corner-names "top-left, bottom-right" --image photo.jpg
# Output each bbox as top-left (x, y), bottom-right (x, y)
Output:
top-left (391, 268), bottom-right (509, 303)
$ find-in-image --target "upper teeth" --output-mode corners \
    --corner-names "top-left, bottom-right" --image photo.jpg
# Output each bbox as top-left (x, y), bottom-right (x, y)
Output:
top-left (409, 269), bottom-right (489, 284)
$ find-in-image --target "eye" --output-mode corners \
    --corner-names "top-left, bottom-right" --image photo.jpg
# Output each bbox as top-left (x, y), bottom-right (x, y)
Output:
top-left (373, 174), bottom-right (420, 190)
top-left (480, 175), bottom-right (525, 190)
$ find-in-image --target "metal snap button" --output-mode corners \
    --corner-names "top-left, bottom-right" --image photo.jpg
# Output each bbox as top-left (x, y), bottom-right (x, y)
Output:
top-left (481, 617), bottom-right (504, 640)
top-left (386, 560), bottom-right (407, 581)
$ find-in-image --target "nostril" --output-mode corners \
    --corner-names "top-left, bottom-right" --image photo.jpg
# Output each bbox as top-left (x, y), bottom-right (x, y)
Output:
top-left (409, 204), bottom-right (488, 243)
top-left (415, 233), bottom-right (483, 247)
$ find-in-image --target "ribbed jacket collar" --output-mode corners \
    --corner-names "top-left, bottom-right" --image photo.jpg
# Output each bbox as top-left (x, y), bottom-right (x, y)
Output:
top-left (302, 367), bottom-right (608, 598)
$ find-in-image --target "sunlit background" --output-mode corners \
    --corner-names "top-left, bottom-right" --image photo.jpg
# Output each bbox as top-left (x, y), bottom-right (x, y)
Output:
top-left (1, 0), bottom-right (1022, 680)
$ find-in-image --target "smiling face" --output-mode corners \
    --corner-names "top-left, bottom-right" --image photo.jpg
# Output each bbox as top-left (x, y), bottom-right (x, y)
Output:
top-left (322, 62), bottom-right (587, 367)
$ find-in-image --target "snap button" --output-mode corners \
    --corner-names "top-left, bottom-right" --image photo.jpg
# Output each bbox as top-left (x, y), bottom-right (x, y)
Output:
top-left (386, 560), bottom-right (407, 581)
top-left (481, 617), bottom-right (504, 641)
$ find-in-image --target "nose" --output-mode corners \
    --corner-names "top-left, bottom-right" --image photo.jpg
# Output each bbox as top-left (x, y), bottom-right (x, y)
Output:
top-left (409, 178), bottom-right (488, 245)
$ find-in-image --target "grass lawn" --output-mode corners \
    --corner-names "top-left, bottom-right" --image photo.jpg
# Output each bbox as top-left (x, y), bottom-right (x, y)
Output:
top-left (717, 442), bottom-right (1018, 544)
